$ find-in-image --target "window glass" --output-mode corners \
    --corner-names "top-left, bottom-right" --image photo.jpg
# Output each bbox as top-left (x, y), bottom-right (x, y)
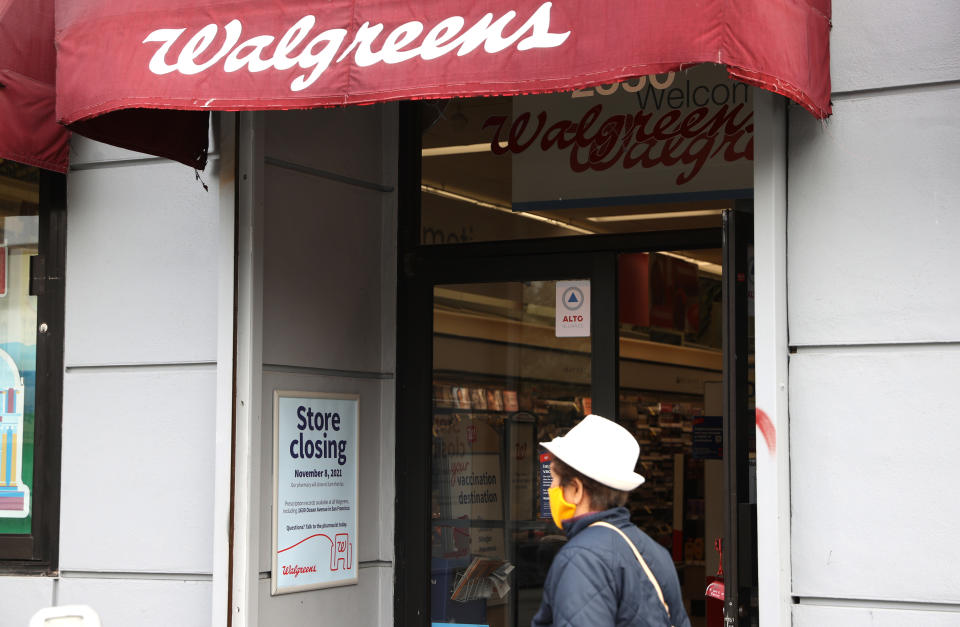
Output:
top-left (421, 65), bottom-right (753, 244)
top-left (432, 281), bottom-right (591, 626)
top-left (428, 258), bottom-right (727, 624)
top-left (0, 160), bottom-right (39, 534)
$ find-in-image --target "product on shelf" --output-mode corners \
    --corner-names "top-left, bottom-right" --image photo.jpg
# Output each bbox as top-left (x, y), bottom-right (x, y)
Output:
top-left (502, 390), bottom-right (519, 412)
top-left (486, 389), bottom-right (504, 411)
top-left (470, 388), bottom-right (488, 410)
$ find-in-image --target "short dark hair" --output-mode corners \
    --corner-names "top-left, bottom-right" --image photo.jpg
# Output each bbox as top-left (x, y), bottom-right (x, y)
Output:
top-left (552, 458), bottom-right (629, 511)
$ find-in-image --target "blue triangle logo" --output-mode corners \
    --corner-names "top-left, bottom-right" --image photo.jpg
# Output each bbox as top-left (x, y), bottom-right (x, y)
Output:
top-left (568, 293), bottom-right (579, 304)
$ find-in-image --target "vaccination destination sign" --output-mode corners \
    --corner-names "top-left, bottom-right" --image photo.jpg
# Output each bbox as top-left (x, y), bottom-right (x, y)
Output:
top-left (272, 391), bottom-right (359, 594)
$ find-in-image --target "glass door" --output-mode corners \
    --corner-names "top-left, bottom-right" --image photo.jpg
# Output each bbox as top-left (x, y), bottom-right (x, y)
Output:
top-left (394, 249), bottom-right (614, 627)
top-left (430, 279), bottom-right (594, 626)
top-left (394, 234), bottom-right (754, 627)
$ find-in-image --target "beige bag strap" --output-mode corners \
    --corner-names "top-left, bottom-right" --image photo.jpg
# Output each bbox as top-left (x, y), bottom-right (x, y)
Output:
top-left (590, 521), bottom-right (670, 616)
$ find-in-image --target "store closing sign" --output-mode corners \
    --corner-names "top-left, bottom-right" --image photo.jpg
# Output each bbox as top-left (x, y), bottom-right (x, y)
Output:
top-left (272, 391), bottom-right (359, 594)
top-left (556, 280), bottom-right (590, 337)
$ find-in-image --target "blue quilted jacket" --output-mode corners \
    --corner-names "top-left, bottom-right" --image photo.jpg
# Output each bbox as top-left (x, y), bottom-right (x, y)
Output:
top-left (532, 507), bottom-right (691, 627)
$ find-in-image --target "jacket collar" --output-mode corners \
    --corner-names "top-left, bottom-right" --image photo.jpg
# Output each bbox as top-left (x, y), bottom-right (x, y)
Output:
top-left (562, 506), bottom-right (630, 539)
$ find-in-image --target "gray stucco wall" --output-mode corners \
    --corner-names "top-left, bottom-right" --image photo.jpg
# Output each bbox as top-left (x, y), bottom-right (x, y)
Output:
top-left (0, 136), bottom-right (224, 625)
top-left (254, 104), bottom-right (397, 626)
top-left (787, 1), bottom-right (960, 624)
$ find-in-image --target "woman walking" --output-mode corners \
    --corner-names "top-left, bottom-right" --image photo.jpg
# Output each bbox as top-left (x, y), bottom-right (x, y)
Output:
top-left (534, 414), bottom-right (690, 627)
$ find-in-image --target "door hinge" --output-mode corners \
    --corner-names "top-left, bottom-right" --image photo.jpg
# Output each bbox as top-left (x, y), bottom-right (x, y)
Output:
top-left (29, 255), bottom-right (45, 296)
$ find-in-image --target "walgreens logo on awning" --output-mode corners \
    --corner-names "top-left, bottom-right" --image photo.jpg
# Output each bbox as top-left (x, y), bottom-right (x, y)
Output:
top-left (143, 2), bottom-right (570, 92)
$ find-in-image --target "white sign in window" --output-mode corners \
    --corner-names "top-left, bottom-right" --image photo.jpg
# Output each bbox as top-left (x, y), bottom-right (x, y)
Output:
top-left (556, 280), bottom-right (590, 337)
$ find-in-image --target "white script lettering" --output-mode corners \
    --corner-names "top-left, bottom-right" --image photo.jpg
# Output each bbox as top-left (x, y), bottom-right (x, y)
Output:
top-left (142, 2), bottom-right (570, 92)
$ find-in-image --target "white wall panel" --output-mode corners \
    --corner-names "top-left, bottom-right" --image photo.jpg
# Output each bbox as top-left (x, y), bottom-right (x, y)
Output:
top-left (65, 161), bottom-right (219, 365)
top-left (831, 0), bottom-right (960, 93)
top-left (378, 563), bottom-right (394, 626)
top-left (378, 129), bottom-right (399, 376)
top-left (257, 371), bottom-right (388, 571)
top-left (257, 564), bottom-right (389, 625)
top-left (788, 87), bottom-right (960, 346)
top-left (69, 135), bottom-right (153, 166)
top-left (262, 168), bottom-right (384, 372)
top-left (265, 106), bottom-right (386, 185)
top-left (790, 347), bottom-right (960, 603)
top-left (0, 576), bottom-right (54, 625)
top-left (253, 105), bottom-right (396, 627)
top-left (60, 367), bottom-right (216, 573)
top-left (57, 578), bottom-right (211, 627)
top-left (794, 604), bottom-right (960, 626)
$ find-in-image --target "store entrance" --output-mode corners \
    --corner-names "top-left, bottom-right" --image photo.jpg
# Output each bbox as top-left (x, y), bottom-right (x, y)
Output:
top-left (396, 217), bottom-right (756, 627)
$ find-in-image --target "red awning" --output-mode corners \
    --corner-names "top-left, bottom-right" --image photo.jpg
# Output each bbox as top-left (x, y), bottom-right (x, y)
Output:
top-left (0, 0), bottom-right (68, 172)
top-left (11, 0), bottom-right (833, 171)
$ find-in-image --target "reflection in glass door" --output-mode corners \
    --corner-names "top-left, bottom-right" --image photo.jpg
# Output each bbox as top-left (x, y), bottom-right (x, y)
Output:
top-left (430, 281), bottom-right (592, 627)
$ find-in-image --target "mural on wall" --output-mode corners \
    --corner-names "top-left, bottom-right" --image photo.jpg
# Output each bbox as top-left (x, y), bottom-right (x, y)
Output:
top-left (0, 347), bottom-right (28, 518)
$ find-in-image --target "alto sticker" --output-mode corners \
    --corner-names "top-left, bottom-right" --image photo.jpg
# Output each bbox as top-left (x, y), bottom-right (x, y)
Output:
top-left (556, 280), bottom-right (590, 337)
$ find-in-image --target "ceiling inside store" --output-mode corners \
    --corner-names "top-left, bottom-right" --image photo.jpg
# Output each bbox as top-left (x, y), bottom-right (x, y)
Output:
top-left (420, 91), bottom-right (744, 270)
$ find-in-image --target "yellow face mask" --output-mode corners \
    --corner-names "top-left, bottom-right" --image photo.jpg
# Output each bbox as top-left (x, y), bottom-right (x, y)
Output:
top-left (548, 486), bottom-right (577, 529)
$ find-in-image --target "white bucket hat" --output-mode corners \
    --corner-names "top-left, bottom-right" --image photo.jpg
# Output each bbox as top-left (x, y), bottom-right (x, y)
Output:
top-left (540, 414), bottom-right (645, 491)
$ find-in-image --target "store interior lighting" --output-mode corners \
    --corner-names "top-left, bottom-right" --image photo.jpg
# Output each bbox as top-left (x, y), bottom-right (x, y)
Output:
top-left (659, 251), bottom-right (723, 277)
top-left (420, 184), bottom-right (724, 275)
top-left (587, 209), bottom-right (724, 222)
top-left (421, 183), bottom-right (722, 276)
top-left (420, 184), bottom-right (594, 235)
top-left (422, 142), bottom-right (508, 157)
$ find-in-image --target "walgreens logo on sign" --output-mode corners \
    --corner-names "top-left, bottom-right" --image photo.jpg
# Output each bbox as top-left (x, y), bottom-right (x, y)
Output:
top-left (142, 2), bottom-right (570, 91)
top-left (281, 564), bottom-right (318, 578)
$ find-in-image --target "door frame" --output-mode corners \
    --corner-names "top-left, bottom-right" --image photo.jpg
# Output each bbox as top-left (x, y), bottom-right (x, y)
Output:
top-left (722, 206), bottom-right (756, 625)
top-left (395, 101), bottom-right (753, 626)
